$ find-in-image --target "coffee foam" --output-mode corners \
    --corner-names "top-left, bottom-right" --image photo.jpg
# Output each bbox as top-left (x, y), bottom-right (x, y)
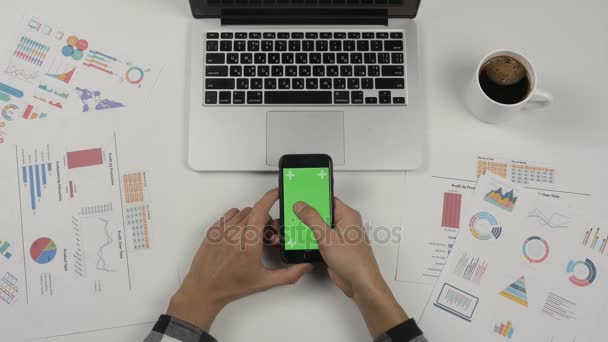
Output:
top-left (482, 56), bottom-right (526, 86)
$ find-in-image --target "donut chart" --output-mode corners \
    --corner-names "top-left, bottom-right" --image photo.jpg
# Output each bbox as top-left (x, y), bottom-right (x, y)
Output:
top-left (567, 258), bottom-right (596, 287)
top-left (522, 236), bottom-right (549, 263)
top-left (30, 237), bottom-right (57, 264)
top-left (469, 212), bottom-right (502, 240)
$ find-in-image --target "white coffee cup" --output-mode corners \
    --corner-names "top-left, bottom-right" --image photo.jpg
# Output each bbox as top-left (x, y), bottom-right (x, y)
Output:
top-left (465, 50), bottom-right (553, 124)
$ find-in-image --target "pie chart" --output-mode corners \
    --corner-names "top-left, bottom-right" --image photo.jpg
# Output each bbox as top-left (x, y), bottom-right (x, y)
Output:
top-left (30, 237), bottom-right (57, 264)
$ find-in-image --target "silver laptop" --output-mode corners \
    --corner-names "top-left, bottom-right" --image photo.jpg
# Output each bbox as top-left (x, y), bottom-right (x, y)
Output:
top-left (187, 0), bottom-right (425, 171)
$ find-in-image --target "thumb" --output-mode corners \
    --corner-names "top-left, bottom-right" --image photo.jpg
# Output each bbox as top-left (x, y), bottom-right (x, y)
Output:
top-left (293, 201), bottom-right (333, 248)
top-left (263, 263), bottom-right (314, 288)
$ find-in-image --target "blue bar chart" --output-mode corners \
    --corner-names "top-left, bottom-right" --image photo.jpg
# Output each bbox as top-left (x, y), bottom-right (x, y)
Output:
top-left (21, 148), bottom-right (54, 212)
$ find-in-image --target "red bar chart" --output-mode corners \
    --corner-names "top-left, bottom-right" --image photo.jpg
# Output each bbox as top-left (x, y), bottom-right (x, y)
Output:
top-left (67, 148), bottom-right (103, 169)
top-left (442, 192), bottom-right (462, 229)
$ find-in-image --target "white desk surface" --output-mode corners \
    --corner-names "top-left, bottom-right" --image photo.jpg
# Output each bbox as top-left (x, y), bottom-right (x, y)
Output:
top-left (2, 0), bottom-right (607, 341)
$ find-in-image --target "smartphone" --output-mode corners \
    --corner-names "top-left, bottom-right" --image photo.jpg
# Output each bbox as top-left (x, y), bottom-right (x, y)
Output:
top-left (279, 154), bottom-right (334, 264)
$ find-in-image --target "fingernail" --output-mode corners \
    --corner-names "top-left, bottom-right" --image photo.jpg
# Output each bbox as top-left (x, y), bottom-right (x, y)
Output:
top-left (293, 201), bottom-right (307, 214)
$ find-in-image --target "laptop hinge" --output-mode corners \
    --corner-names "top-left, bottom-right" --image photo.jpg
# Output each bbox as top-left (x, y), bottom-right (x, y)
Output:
top-left (221, 9), bottom-right (388, 26)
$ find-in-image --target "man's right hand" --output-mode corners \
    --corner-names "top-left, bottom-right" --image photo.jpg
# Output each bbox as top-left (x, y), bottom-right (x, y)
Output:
top-left (293, 199), bottom-right (409, 338)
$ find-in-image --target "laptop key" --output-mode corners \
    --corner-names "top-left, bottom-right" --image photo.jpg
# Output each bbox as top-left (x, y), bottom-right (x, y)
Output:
top-left (226, 53), bottom-right (238, 64)
top-left (368, 65), bottom-right (380, 76)
top-left (371, 41), bottom-right (383, 51)
top-left (334, 32), bottom-right (346, 39)
top-left (365, 97), bottom-right (378, 104)
top-left (249, 32), bottom-right (261, 39)
top-left (310, 53), bottom-right (321, 64)
top-left (354, 65), bottom-right (366, 76)
top-left (219, 91), bottom-right (231, 104)
top-left (379, 91), bottom-right (391, 104)
top-left (391, 53), bottom-right (404, 64)
top-left (275, 40), bottom-right (287, 51)
top-left (237, 78), bottom-right (249, 89)
top-left (233, 91), bottom-right (245, 104)
top-left (298, 66), bottom-right (311, 77)
top-left (247, 91), bottom-right (263, 104)
top-left (234, 40), bottom-right (246, 51)
top-left (350, 53), bottom-right (362, 64)
top-left (206, 66), bottom-right (228, 77)
top-left (306, 32), bottom-right (318, 39)
top-left (291, 32), bottom-right (304, 39)
top-left (376, 32), bottom-right (389, 39)
top-left (313, 65), bottom-right (325, 76)
top-left (265, 91), bottom-right (332, 104)
top-left (343, 41), bottom-right (356, 51)
top-left (323, 53), bottom-right (336, 64)
top-left (320, 78), bottom-right (332, 89)
top-left (351, 91), bottom-right (364, 104)
top-left (340, 65), bottom-right (353, 77)
top-left (334, 91), bottom-right (349, 104)
top-left (375, 78), bottom-right (405, 89)
top-left (289, 41), bottom-right (301, 51)
top-left (306, 78), bottom-right (318, 89)
top-left (206, 32), bottom-right (219, 39)
top-left (247, 41), bottom-right (260, 51)
top-left (330, 41), bottom-right (342, 51)
top-left (268, 53), bottom-right (280, 64)
top-left (262, 40), bottom-right (274, 51)
top-left (303, 40), bottom-right (315, 51)
top-left (282, 53), bottom-right (294, 64)
top-left (320, 32), bottom-right (332, 39)
top-left (230, 66), bottom-right (242, 77)
top-left (362, 32), bottom-right (374, 39)
top-left (378, 53), bottom-right (390, 64)
top-left (347, 78), bottom-right (360, 89)
top-left (206, 78), bottom-right (235, 90)
top-left (334, 78), bottom-right (346, 89)
top-left (364, 53), bottom-right (376, 64)
top-left (327, 65), bottom-right (339, 77)
top-left (235, 32), bottom-right (247, 39)
top-left (221, 32), bottom-right (233, 39)
top-left (258, 66), bottom-right (270, 77)
top-left (393, 97), bottom-right (406, 104)
top-left (384, 40), bottom-right (403, 51)
top-left (250, 78), bottom-right (263, 89)
top-left (348, 32), bottom-right (361, 39)
top-left (206, 41), bottom-right (219, 51)
top-left (390, 32), bottom-right (403, 39)
top-left (316, 41), bottom-right (328, 51)
top-left (286, 66), bottom-right (298, 76)
top-left (265, 78), bottom-right (277, 89)
top-left (277, 32), bottom-right (290, 39)
top-left (206, 53), bottom-right (225, 64)
top-left (205, 91), bottom-right (217, 104)
top-left (296, 53), bottom-right (308, 64)
top-left (263, 32), bottom-right (276, 39)
top-left (272, 66), bottom-right (284, 76)
top-left (292, 78), bottom-right (305, 89)
top-left (241, 53), bottom-right (253, 64)
top-left (337, 53), bottom-right (349, 64)
top-left (382, 65), bottom-right (404, 76)
top-left (254, 53), bottom-right (266, 64)
top-left (357, 40), bottom-right (369, 51)
top-left (279, 78), bottom-right (291, 89)
top-left (362, 78), bottom-right (373, 89)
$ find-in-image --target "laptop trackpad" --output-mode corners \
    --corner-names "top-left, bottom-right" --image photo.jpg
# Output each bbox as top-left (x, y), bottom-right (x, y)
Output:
top-left (266, 111), bottom-right (345, 166)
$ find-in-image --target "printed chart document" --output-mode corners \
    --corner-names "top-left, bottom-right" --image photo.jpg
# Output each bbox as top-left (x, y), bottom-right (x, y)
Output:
top-left (396, 154), bottom-right (595, 285)
top-left (0, 120), bottom-right (178, 339)
top-left (0, 15), bottom-right (161, 145)
top-left (418, 173), bottom-right (608, 341)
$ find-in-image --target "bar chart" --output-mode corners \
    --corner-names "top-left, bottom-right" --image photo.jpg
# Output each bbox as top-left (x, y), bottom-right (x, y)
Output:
top-left (441, 192), bottom-right (462, 229)
top-left (20, 147), bottom-right (54, 213)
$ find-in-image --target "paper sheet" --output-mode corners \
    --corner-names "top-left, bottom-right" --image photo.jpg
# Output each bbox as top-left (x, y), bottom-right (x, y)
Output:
top-left (0, 16), bottom-right (161, 145)
top-left (0, 120), bottom-right (177, 339)
top-left (418, 173), bottom-right (608, 341)
top-left (396, 154), bottom-right (594, 285)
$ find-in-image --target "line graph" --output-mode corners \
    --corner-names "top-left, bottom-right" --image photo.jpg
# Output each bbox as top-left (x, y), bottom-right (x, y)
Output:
top-left (96, 218), bottom-right (114, 272)
top-left (528, 208), bottom-right (571, 229)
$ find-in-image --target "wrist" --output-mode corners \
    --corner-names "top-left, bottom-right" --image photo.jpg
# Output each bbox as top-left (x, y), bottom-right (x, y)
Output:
top-left (166, 279), bottom-right (225, 331)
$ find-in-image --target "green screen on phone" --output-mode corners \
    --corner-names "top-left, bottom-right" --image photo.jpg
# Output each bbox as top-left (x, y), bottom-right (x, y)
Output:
top-left (283, 167), bottom-right (331, 251)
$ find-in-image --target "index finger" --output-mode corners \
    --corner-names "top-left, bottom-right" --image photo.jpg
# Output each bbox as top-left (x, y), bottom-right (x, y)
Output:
top-left (248, 188), bottom-right (279, 228)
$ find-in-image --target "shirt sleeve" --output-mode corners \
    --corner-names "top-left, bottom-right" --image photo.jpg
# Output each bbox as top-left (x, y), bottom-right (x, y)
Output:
top-left (373, 319), bottom-right (427, 342)
top-left (144, 315), bottom-right (217, 342)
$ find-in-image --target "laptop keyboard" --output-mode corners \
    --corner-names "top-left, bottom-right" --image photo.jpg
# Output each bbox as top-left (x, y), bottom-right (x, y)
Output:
top-left (202, 31), bottom-right (407, 106)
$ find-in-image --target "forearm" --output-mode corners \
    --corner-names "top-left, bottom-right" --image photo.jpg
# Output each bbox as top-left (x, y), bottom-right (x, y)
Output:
top-left (353, 280), bottom-right (409, 338)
